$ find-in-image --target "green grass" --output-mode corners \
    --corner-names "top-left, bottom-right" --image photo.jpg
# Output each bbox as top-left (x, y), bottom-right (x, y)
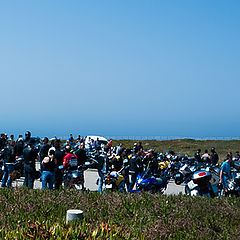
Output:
top-left (0, 188), bottom-right (240, 239)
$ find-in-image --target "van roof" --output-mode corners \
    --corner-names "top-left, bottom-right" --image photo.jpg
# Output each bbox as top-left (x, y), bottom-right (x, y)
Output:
top-left (85, 136), bottom-right (108, 142)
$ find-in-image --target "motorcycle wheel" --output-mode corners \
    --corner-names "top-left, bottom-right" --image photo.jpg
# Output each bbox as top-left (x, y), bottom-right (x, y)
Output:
top-left (175, 179), bottom-right (183, 185)
top-left (64, 180), bottom-right (72, 188)
top-left (0, 170), bottom-right (3, 180)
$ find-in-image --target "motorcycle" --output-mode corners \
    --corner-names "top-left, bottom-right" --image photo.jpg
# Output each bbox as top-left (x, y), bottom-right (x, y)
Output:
top-left (134, 168), bottom-right (170, 193)
top-left (168, 158), bottom-right (182, 179)
top-left (220, 169), bottom-right (240, 197)
top-left (14, 156), bottom-right (25, 177)
top-left (60, 158), bottom-right (89, 190)
top-left (103, 170), bottom-right (126, 193)
top-left (185, 166), bottom-right (218, 197)
top-left (175, 163), bottom-right (196, 185)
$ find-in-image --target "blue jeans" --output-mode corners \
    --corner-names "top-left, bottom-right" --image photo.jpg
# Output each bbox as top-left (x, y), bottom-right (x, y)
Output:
top-left (1, 163), bottom-right (15, 188)
top-left (42, 171), bottom-right (55, 191)
top-left (98, 170), bottom-right (104, 192)
top-left (23, 164), bottom-right (35, 189)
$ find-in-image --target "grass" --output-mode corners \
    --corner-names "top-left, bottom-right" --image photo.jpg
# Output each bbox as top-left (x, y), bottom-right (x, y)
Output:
top-left (112, 139), bottom-right (240, 163)
top-left (0, 188), bottom-right (240, 239)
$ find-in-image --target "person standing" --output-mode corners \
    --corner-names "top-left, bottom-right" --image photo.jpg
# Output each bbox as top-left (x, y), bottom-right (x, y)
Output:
top-left (91, 139), bottom-right (96, 149)
top-left (79, 136), bottom-right (84, 144)
top-left (97, 146), bottom-right (109, 192)
top-left (1, 142), bottom-right (16, 188)
top-left (15, 137), bottom-right (24, 157)
top-left (0, 133), bottom-right (6, 150)
top-left (39, 137), bottom-right (50, 174)
top-left (54, 140), bottom-right (65, 190)
top-left (116, 143), bottom-right (123, 155)
top-left (108, 139), bottom-right (113, 153)
top-left (128, 150), bottom-right (141, 191)
top-left (86, 137), bottom-right (92, 150)
top-left (41, 147), bottom-right (57, 191)
top-left (68, 134), bottom-right (74, 145)
top-left (75, 142), bottom-right (87, 166)
top-left (8, 135), bottom-right (15, 146)
top-left (23, 139), bottom-right (38, 189)
top-left (23, 131), bottom-right (32, 148)
top-left (75, 142), bottom-right (87, 190)
top-left (219, 154), bottom-right (232, 195)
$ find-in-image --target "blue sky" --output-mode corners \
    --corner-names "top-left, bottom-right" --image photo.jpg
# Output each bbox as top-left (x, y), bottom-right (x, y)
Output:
top-left (0, 1), bottom-right (240, 138)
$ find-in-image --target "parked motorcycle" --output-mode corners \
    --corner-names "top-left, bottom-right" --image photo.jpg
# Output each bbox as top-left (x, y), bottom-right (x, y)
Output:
top-left (175, 163), bottom-right (196, 185)
top-left (60, 158), bottom-right (89, 190)
top-left (103, 170), bottom-right (126, 193)
top-left (220, 169), bottom-right (240, 197)
top-left (135, 168), bottom-right (170, 193)
top-left (185, 167), bottom-right (218, 197)
top-left (14, 156), bottom-right (24, 177)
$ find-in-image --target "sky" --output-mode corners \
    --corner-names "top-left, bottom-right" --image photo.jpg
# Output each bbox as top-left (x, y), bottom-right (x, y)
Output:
top-left (0, 1), bottom-right (240, 138)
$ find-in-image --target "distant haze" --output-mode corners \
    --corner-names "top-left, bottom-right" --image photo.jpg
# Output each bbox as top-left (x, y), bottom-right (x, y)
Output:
top-left (1, 1), bottom-right (240, 138)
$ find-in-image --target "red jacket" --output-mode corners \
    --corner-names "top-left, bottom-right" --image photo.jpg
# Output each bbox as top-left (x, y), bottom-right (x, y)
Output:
top-left (63, 153), bottom-right (78, 169)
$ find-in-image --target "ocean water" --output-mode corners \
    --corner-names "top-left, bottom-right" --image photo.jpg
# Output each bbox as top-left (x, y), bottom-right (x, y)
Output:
top-left (103, 136), bottom-right (240, 141)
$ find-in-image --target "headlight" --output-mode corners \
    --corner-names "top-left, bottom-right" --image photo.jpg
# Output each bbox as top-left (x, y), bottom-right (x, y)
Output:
top-left (228, 181), bottom-right (235, 191)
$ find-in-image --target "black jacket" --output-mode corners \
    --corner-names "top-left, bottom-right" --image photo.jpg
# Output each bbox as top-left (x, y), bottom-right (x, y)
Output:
top-left (75, 148), bottom-right (87, 166)
top-left (1, 145), bottom-right (15, 163)
top-left (39, 144), bottom-right (50, 161)
top-left (129, 154), bottom-right (141, 173)
top-left (211, 152), bottom-right (219, 165)
top-left (23, 147), bottom-right (38, 168)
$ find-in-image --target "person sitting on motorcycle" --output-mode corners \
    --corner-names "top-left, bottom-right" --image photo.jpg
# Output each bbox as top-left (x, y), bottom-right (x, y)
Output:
top-left (194, 149), bottom-right (201, 162)
top-left (63, 145), bottom-right (78, 170)
top-left (210, 147), bottom-right (219, 165)
top-left (219, 154), bottom-right (232, 195)
top-left (145, 149), bottom-right (159, 176)
top-left (201, 149), bottom-right (211, 163)
top-left (234, 151), bottom-right (240, 161)
top-left (111, 150), bottom-right (124, 172)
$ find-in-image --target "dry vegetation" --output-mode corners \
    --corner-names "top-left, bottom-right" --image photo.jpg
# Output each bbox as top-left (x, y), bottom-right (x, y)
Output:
top-left (112, 139), bottom-right (240, 162)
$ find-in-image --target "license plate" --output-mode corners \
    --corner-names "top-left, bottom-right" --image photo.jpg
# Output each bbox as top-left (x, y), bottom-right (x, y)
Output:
top-left (106, 184), bottom-right (112, 189)
top-left (75, 184), bottom-right (82, 190)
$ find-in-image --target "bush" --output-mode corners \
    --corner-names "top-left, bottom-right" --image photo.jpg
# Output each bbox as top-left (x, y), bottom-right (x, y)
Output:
top-left (0, 188), bottom-right (239, 239)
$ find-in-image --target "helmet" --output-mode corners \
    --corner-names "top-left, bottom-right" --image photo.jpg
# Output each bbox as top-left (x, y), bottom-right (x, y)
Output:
top-left (65, 145), bottom-right (71, 153)
top-left (25, 131), bottom-right (31, 138)
top-left (48, 147), bottom-right (56, 156)
top-left (110, 171), bottom-right (118, 178)
top-left (123, 159), bottom-right (128, 165)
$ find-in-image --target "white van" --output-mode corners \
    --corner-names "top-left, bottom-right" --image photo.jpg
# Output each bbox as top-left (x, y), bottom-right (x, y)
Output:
top-left (85, 136), bottom-right (108, 149)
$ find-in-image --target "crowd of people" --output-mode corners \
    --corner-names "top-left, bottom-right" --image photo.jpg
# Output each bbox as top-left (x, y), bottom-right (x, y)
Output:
top-left (0, 132), bottom-right (88, 190)
top-left (0, 131), bottom-right (239, 193)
